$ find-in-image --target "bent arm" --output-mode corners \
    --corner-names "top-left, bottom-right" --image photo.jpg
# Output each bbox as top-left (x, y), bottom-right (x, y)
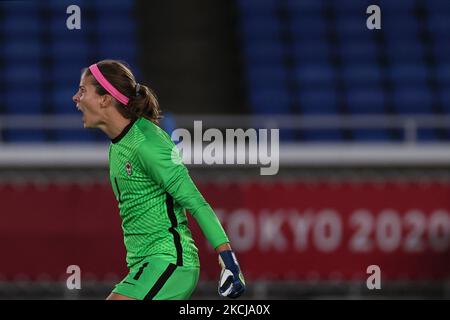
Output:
top-left (137, 137), bottom-right (229, 249)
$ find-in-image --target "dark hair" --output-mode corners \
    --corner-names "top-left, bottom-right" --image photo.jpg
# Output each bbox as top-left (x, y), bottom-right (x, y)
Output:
top-left (84, 59), bottom-right (161, 123)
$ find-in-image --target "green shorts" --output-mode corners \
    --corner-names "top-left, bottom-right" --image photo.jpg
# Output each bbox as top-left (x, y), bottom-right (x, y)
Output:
top-left (112, 256), bottom-right (200, 300)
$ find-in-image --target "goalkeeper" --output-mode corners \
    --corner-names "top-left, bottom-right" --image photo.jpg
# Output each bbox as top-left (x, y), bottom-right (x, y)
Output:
top-left (72, 60), bottom-right (245, 300)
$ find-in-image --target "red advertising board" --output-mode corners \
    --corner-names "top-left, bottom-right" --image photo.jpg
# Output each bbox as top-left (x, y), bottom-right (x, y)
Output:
top-left (0, 180), bottom-right (448, 281)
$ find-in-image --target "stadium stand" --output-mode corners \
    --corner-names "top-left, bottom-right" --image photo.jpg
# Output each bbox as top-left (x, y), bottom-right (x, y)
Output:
top-left (0, 0), bottom-right (136, 142)
top-left (236, 0), bottom-right (450, 141)
top-left (0, 0), bottom-right (449, 144)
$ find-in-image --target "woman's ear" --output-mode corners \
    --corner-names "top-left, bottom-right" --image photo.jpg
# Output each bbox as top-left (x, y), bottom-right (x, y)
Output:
top-left (100, 94), bottom-right (113, 109)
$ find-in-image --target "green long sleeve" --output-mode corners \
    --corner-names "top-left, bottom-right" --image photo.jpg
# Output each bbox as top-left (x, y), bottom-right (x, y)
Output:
top-left (136, 125), bottom-right (229, 249)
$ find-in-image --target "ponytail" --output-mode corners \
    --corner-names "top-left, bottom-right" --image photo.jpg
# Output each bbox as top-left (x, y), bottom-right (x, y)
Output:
top-left (128, 84), bottom-right (162, 124)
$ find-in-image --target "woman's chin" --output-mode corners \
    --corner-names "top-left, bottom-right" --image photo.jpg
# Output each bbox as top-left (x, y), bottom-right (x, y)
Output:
top-left (82, 116), bottom-right (91, 128)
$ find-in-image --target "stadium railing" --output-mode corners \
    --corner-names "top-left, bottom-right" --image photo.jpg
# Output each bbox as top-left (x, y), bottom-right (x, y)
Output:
top-left (0, 114), bottom-right (450, 167)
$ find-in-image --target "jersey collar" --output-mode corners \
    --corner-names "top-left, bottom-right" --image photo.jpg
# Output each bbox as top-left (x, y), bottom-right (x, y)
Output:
top-left (111, 118), bottom-right (137, 144)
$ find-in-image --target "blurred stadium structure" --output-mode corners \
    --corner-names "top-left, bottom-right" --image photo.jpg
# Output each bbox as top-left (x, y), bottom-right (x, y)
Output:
top-left (0, 0), bottom-right (449, 299)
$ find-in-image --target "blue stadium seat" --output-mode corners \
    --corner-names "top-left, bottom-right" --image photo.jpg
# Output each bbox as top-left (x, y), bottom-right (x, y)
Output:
top-left (2, 16), bottom-right (40, 38)
top-left (3, 130), bottom-right (46, 143)
top-left (378, 0), bottom-right (416, 14)
top-left (335, 17), bottom-right (369, 39)
top-left (290, 17), bottom-right (327, 40)
top-left (93, 0), bottom-right (133, 12)
top-left (285, 0), bottom-right (325, 14)
top-left (51, 62), bottom-right (86, 84)
top-left (2, 40), bottom-right (42, 63)
top-left (389, 64), bottom-right (428, 86)
top-left (436, 63), bottom-right (450, 86)
top-left (352, 129), bottom-right (391, 142)
top-left (298, 88), bottom-right (338, 114)
top-left (342, 65), bottom-right (382, 87)
top-left (243, 41), bottom-right (285, 65)
top-left (96, 15), bottom-right (134, 37)
top-left (297, 80), bottom-right (344, 141)
top-left (383, 15), bottom-right (420, 40)
top-left (301, 130), bottom-right (343, 142)
top-left (247, 66), bottom-right (286, 90)
top-left (54, 129), bottom-right (100, 142)
top-left (393, 88), bottom-right (433, 114)
top-left (347, 88), bottom-right (385, 114)
top-left (439, 88), bottom-right (450, 114)
top-left (295, 64), bottom-right (334, 88)
top-left (427, 14), bottom-right (450, 38)
top-left (5, 89), bottom-right (43, 114)
top-left (338, 41), bottom-right (378, 64)
top-left (432, 41), bottom-right (450, 63)
top-left (52, 86), bottom-right (78, 114)
top-left (0, 1), bottom-right (38, 15)
top-left (385, 42), bottom-right (425, 64)
top-left (4, 64), bottom-right (43, 86)
top-left (98, 40), bottom-right (136, 61)
top-left (46, 0), bottom-right (86, 9)
top-left (240, 15), bottom-right (281, 41)
top-left (415, 129), bottom-right (440, 142)
top-left (249, 89), bottom-right (292, 114)
top-left (293, 41), bottom-right (331, 63)
top-left (425, 0), bottom-right (450, 15)
top-left (50, 41), bottom-right (89, 61)
top-left (237, 0), bottom-right (278, 15)
top-left (331, 0), bottom-right (370, 14)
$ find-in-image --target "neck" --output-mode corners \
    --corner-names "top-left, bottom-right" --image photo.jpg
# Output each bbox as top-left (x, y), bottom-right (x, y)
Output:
top-left (99, 115), bottom-right (133, 140)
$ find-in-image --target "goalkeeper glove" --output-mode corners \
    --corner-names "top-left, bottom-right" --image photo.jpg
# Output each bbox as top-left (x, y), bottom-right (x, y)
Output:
top-left (218, 250), bottom-right (246, 298)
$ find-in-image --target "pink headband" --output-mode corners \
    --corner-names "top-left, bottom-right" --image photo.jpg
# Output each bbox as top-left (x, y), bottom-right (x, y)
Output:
top-left (88, 64), bottom-right (129, 106)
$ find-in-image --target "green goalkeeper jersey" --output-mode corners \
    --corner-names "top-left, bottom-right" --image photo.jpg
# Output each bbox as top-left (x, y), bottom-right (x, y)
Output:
top-left (108, 117), bottom-right (229, 268)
